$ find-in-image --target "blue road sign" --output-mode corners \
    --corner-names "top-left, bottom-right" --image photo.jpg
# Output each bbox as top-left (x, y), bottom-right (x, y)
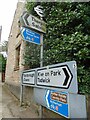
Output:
top-left (45, 90), bottom-right (69, 118)
top-left (20, 27), bottom-right (41, 45)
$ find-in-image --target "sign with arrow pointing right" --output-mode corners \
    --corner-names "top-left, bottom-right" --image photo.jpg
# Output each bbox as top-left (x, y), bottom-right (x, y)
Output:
top-left (36, 61), bottom-right (78, 93)
top-left (21, 61), bottom-right (78, 93)
top-left (37, 65), bottom-right (73, 89)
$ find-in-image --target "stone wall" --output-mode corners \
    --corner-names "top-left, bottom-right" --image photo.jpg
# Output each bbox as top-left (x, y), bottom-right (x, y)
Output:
top-left (5, 2), bottom-right (25, 83)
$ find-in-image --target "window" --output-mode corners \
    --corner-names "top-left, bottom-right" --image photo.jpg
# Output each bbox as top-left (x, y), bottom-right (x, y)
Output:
top-left (14, 45), bottom-right (21, 70)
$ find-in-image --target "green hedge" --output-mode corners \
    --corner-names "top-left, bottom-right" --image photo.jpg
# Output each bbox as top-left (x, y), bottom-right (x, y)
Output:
top-left (0, 54), bottom-right (6, 72)
top-left (23, 2), bottom-right (90, 94)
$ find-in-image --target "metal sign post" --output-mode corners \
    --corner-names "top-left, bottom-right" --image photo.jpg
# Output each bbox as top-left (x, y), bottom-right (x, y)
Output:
top-left (20, 84), bottom-right (23, 106)
top-left (40, 34), bottom-right (43, 68)
top-left (34, 6), bottom-right (44, 118)
top-left (20, 71), bottom-right (23, 106)
top-left (20, 8), bottom-right (46, 117)
top-left (39, 33), bottom-right (43, 118)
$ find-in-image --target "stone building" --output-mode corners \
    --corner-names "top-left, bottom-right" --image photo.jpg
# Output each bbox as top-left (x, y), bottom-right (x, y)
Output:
top-left (5, 1), bottom-right (26, 98)
top-left (0, 26), bottom-right (2, 82)
top-left (0, 26), bottom-right (2, 42)
top-left (5, 0), bottom-right (42, 117)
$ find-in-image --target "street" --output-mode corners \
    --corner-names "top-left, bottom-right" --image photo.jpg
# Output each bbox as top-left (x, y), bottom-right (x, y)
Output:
top-left (0, 82), bottom-right (38, 119)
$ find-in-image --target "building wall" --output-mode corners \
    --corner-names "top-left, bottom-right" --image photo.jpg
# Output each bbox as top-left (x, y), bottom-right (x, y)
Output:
top-left (5, 2), bottom-right (25, 83)
top-left (0, 26), bottom-right (2, 42)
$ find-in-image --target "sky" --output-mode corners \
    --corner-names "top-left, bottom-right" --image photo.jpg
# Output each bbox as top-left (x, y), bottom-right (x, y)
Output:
top-left (0, 0), bottom-right (18, 43)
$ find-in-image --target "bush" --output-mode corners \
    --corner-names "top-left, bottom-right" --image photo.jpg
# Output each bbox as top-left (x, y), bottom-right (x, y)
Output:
top-left (23, 2), bottom-right (90, 94)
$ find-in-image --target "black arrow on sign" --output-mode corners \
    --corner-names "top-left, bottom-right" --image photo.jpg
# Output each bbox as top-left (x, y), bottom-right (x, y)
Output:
top-left (62, 67), bottom-right (73, 87)
top-left (21, 12), bottom-right (29, 26)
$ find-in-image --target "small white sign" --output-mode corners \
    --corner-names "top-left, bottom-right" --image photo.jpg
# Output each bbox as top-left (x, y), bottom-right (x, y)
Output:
top-left (21, 12), bottom-right (46, 33)
top-left (22, 71), bottom-right (35, 85)
top-left (27, 14), bottom-right (46, 33)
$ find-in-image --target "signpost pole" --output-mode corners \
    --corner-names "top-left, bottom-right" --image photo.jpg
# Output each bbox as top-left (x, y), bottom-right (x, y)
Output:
top-left (20, 84), bottom-right (23, 106)
top-left (39, 33), bottom-right (43, 118)
top-left (40, 34), bottom-right (43, 67)
top-left (20, 71), bottom-right (23, 106)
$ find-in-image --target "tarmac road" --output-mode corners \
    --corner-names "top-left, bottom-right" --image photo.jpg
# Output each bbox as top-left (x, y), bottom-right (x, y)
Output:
top-left (0, 82), bottom-right (38, 119)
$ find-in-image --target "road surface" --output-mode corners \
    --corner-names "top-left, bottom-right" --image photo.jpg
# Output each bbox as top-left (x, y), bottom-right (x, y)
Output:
top-left (0, 82), bottom-right (38, 119)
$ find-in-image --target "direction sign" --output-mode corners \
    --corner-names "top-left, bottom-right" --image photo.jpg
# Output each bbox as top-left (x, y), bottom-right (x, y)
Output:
top-left (36, 61), bottom-right (78, 93)
top-left (20, 12), bottom-right (46, 33)
top-left (45, 90), bottom-right (69, 118)
top-left (22, 70), bottom-right (36, 85)
top-left (34, 88), bottom-right (87, 119)
top-left (37, 65), bottom-right (73, 89)
top-left (20, 27), bottom-right (41, 45)
top-left (21, 61), bottom-right (78, 93)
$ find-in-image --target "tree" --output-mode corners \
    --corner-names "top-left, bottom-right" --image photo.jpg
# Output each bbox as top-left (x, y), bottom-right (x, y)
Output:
top-left (23, 2), bottom-right (90, 94)
top-left (0, 41), bottom-right (8, 72)
top-left (0, 41), bottom-right (8, 53)
top-left (0, 54), bottom-right (6, 72)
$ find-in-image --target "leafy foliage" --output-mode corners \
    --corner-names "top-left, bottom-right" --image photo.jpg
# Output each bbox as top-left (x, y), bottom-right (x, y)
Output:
top-left (24, 42), bottom-right (40, 69)
top-left (24, 2), bottom-right (90, 94)
top-left (0, 41), bottom-right (8, 52)
top-left (0, 54), bottom-right (6, 72)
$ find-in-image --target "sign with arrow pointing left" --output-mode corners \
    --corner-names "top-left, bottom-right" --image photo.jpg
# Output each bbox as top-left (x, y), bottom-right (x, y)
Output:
top-left (45, 90), bottom-right (69, 118)
top-left (20, 27), bottom-right (41, 45)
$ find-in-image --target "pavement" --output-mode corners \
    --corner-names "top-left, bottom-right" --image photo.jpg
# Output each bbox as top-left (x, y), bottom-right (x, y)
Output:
top-left (1, 82), bottom-right (90, 120)
top-left (0, 82), bottom-right (39, 119)
top-left (0, 82), bottom-right (2, 119)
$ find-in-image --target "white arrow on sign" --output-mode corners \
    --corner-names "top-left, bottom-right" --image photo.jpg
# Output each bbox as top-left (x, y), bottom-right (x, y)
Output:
top-left (45, 90), bottom-right (69, 118)
top-left (34, 5), bottom-right (44, 18)
top-left (45, 90), bottom-right (50, 108)
top-left (37, 65), bottom-right (73, 89)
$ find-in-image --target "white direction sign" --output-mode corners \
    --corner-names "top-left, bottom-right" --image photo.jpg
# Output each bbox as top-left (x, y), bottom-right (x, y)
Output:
top-left (22, 70), bottom-right (35, 85)
top-left (37, 65), bottom-right (72, 89)
top-left (20, 12), bottom-right (46, 33)
top-left (36, 61), bottom-right (78, 93)
top-left (21, 61), bottom-right (78, 93)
